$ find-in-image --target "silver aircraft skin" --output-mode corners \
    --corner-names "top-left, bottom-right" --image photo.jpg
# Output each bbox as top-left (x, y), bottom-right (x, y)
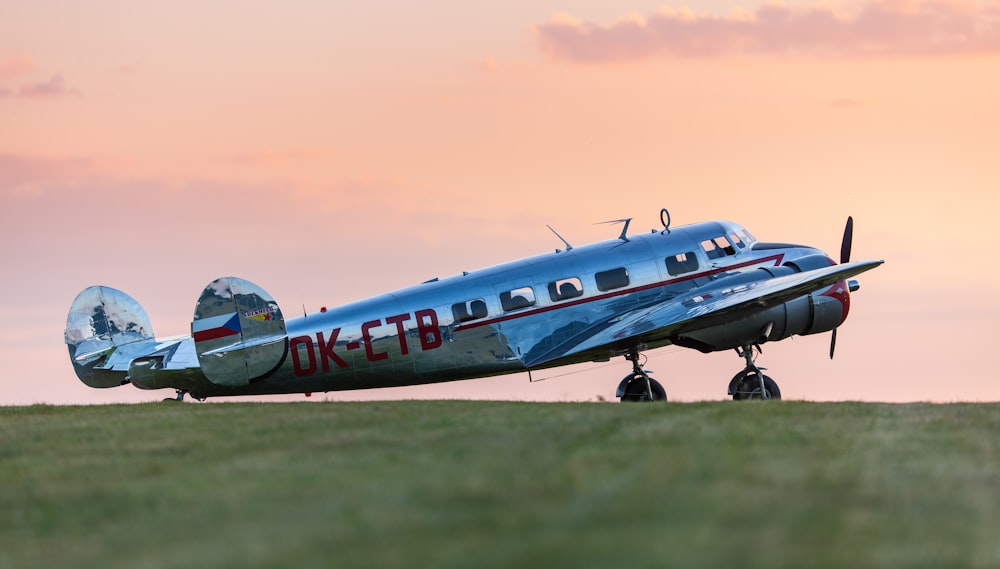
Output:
top-left (65, 212), bottom-right (883, 401)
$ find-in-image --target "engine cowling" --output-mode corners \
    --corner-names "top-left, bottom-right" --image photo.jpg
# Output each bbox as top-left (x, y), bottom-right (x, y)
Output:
top-left (671, 257), bottom-right (848, 353)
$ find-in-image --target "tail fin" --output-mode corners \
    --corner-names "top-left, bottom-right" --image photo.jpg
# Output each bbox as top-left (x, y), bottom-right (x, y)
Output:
top-left (65, 286), bottom-right (155, 388)
top-left (192, 277), bottom-right (288, 387)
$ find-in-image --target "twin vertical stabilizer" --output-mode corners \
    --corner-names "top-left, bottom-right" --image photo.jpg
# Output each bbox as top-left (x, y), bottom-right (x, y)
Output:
top-left (192, 277), bottom-right (288, 386)
top-left (66, 277), bottom-right (289, 390)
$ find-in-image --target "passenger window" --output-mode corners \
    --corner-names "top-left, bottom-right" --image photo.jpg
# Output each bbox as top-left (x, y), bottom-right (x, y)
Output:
top-left (701, 237), bottom-right (735, 259)
top-left (500, 287), bottom-right (536, 311)
top-left (666, 252), bottom-right (699, 276)
top-left (548, 277), bottom-right (584, 302)
top-left (451, 299), bottom-right (488, 323)
top-left (595, 267), bottom-right (629, 291)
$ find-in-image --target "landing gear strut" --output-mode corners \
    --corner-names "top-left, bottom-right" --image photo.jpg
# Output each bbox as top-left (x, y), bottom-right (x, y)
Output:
top-left (616, 349), bottom-right (667, 402)
top-left (728, 345), bottom-right (781, 400)
top-left (162, 389), bottom-right (187, 402)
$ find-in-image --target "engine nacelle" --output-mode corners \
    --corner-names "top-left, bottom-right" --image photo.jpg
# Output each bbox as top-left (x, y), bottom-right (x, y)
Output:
top-left (784, 254), bottom-right (836, 273)
top-left (671, 257), bottom-right (847, 353)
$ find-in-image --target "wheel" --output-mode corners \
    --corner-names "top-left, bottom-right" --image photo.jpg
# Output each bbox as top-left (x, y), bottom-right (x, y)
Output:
top-left (732, 372), bottom-right (781, 400)
top-left (620, 376), bottom-right (667, 402)
top-left (161, 390), bottom-right (187, 402)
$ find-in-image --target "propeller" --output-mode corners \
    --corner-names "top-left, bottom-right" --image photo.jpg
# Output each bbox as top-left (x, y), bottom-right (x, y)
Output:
top-left (830, 216), bottom-right (853, 359)
top-left (840, 216), bottom-right (853, 264)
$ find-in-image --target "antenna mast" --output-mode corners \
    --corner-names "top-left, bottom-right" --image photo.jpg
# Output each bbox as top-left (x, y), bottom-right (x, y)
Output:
top-left (546, 224), bottom-right (573, 251)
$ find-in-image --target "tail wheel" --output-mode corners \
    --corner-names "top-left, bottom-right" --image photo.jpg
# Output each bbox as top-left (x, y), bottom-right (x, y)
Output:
top-left (731, 371), bottom-right (781, 400)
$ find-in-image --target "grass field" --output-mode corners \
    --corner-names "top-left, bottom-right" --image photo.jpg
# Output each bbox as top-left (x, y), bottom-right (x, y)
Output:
top-left (1, 401), bottom-right (997, 568)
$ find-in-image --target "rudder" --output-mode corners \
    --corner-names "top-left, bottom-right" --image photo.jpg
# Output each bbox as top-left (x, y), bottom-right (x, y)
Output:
top-left (65, 286), bottom-right (155, 388)
top-left (192, 277), bottom-right (288, 387)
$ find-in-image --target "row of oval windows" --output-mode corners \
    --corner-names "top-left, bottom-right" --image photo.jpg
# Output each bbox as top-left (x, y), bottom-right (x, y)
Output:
top-left (451, 233), bottom-right (747, 323)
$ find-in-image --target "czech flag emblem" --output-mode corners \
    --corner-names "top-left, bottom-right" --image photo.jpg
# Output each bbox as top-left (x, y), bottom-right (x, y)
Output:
top-left (192, 312), bottom-right (242, 342)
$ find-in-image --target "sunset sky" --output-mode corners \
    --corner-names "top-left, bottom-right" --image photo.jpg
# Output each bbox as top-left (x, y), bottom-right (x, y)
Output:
top-left (2, 0), bottom-right (998, 404)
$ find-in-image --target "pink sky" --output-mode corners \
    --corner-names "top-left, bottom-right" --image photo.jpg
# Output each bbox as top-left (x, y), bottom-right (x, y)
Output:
top-left (1, 0), bottom-right (998, 404)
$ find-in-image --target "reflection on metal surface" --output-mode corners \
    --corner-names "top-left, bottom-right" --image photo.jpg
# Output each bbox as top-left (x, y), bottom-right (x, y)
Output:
top-left (63, 217), bottom-right (882, 400)
top-left (65, 286), bottom-right (155, 388)
top-left (193, 277), bottom-right (288, 387)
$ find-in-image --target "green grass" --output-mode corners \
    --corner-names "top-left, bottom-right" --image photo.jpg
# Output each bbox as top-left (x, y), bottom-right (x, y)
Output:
top-left (1, 401), bottom-right (997, 568)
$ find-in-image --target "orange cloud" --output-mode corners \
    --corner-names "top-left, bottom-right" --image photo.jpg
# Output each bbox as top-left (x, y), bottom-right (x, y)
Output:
top-left (535, 0), bottom-right (1000, 62)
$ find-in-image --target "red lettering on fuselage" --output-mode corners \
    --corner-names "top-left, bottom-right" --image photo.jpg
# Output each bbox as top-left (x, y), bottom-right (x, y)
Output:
top-left (361, 319), bottom-right (388, 362)
top-left (384, 313), bottom-right (412, 355)
top-left (415, 309), bottom-right (441, 351)
top-left (317, 330), bottom-right (348, 370)
top-left (290, 336), bottom-right (317, 376)
top-left (291, 308), bottom-right (441, 377)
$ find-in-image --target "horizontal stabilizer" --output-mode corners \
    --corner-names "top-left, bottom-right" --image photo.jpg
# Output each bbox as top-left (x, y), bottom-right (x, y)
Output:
top-left (73, 346), bottom-right (116, 363)
top-left (200, 333), bottom-right (288, 357)
top-left (193, 277), bottom-right (288, 386)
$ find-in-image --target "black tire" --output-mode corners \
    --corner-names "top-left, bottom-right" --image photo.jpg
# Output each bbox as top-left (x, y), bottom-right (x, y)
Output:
top-left (620, 376), bottom-right (667, 402)
top-left (732, 372), bottom-right (781, 400)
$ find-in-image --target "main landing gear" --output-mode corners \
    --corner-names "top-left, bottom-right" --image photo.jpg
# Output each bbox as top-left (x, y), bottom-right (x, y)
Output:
top-left (728, 345), bottom-right (782, 400)
top-left (616, 349), bottom-right (667, 402)
top-left (616, 344), bottom-right (783, 402)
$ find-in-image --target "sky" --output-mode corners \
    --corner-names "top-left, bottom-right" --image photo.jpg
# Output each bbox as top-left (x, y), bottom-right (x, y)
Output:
top-left (1, 0), bottom-right (998, 405)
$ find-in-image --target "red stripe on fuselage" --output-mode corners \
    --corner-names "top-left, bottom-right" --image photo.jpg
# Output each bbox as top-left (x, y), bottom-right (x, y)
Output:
top-left (455, 253), bottom-right (785, 332)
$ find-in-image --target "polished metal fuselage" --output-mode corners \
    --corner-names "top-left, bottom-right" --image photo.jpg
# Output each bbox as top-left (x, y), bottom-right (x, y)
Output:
top-left (162, 220), bottom-right (830, 399)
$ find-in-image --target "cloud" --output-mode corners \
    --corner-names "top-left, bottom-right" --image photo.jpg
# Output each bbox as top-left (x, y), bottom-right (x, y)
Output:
top-left (16, 73), bottom-right (78, 98)
top-left (0, 56), bottom-right (80, 98)
top-left (535, 0), bottom-right (1000, 62)
top-left (0, 153), bottom-right (94, 191)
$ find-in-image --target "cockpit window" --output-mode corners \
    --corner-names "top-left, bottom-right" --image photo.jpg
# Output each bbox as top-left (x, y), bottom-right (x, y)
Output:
top-left (452, 299), bottom-right (488, 323)
top-left (701, 237), bottom-right (736, 259)
top-left (729, 233), bottom-right (746, 250)
top-left (666, 252), bottom-right (699, 276)
top-left (548, 277), bottom-right (584, 302)
top-left (500, 286), bottom-right (536, 312)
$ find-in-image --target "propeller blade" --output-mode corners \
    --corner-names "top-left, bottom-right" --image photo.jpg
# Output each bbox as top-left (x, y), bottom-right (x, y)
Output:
top-left (830, 218), bottom-right (854, 358)
top-left (840, 216), bottom-right (854, 264)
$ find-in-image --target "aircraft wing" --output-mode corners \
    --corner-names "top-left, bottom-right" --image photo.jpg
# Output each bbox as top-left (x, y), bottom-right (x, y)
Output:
top-left (523, 259), bottom-right (884, 368)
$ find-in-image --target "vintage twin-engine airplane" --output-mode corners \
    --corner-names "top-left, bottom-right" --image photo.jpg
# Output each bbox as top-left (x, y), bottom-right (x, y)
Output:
top-left (66, 211), bottom-right (882, 402)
